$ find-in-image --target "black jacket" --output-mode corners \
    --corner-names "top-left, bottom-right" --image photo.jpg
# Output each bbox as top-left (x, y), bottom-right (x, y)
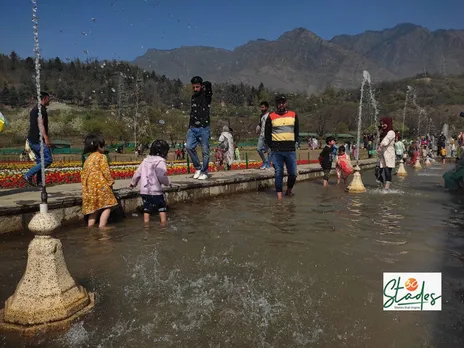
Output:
top-left (189, 82), bottom-right (212, 128)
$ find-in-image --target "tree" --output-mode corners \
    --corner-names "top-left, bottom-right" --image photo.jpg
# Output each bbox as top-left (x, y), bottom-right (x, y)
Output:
top-left (8, 86), bottom-right (19, 107)
top-left (0, 85), bottom-right (10, 105)
top-left (9, 51), bottom-right (18, 71)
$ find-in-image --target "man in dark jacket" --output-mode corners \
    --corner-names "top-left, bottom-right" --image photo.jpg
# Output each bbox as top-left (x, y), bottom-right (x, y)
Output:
top-left (186, 76), bottom-right (212, 180)
top-left (23, 92), bottom-right (53, 187)
top-left (265, 94), bottom-right (299, 200)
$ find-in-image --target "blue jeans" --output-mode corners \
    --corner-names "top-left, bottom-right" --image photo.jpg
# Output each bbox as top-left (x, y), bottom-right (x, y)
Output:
top-left (186, 126), bottom-right (210, 174)
top-left (25, 141), bottom-right (53, 185)
top-left (257, 136), bottom-right (269, 165)
top-left (272, 151), bottom-right (297, 193)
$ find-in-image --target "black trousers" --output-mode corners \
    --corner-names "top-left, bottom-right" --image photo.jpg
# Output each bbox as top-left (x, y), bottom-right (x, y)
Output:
top-left (378, 167), bottom-right (393, 183)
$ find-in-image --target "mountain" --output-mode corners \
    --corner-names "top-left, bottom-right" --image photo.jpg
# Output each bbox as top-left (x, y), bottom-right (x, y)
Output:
top-left (134, 23), bottom-right (464, 94)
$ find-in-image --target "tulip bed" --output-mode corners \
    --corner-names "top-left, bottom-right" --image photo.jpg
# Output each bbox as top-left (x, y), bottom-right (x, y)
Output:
top-left (0, 159), bottom-right (316, 189)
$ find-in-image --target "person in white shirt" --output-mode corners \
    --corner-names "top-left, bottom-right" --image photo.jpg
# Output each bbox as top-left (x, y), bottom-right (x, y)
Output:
top-left (394, 139), bottom-right (406, 160)
top-left (256, 101), bottom-right (270, 169)
top-left (219, 126), bottom-right (235, 170)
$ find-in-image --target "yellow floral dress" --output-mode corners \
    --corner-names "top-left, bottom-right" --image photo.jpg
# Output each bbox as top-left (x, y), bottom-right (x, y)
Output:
top-left (81, 152), bottom-right (117, 215)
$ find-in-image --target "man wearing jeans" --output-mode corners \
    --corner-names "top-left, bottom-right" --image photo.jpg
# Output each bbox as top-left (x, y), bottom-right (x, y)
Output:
top-left (23, 92), bottom-right (53, 187)
top-left (186, 76), bottom-right (212, 180)
top-left (265, 94), bottom-right (299, 200)
top-left (256, 101), bottom-right (270, 169)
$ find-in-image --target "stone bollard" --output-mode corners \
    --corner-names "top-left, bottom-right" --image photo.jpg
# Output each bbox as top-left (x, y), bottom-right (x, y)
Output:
top-left (0, 203), bottom-right (95, 335)
top-left (397, 159), bottom-right (408, 176)
top-left (346, 165), bottom-right (367, 193)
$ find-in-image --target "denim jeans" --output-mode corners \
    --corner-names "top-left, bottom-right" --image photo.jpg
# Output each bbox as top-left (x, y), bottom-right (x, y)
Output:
top-left (272, 151), bottom-right (297, 192)
top-left (186, 126), bottom-right (210, 174)
top-left (24, 141), bottom-right (53, 185)
top-left (257, 136), bottom-right (268, 164)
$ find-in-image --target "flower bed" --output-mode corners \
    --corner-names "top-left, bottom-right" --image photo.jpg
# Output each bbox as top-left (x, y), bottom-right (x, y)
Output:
top-left (0, 160), bottom-right (317, 189)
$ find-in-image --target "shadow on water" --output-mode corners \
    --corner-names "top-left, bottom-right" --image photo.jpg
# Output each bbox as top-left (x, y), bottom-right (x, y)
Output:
top-left (0, 164), bottom-right (463, 347)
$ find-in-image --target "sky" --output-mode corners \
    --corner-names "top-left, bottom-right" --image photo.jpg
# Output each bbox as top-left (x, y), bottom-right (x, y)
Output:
top-left (1, 0), bottom-right (463, 62)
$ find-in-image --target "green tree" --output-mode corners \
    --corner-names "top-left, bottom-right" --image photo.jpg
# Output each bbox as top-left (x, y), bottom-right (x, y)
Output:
top-left (9, 51), bottom-right (18, 71)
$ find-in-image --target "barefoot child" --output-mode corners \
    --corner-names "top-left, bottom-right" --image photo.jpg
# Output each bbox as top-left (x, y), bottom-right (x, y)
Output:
top-left (81, 134), bottom-right (117, 229)
top-left (336, 145), bottom-right (353, 185)
top-left (319, 136), bottom-right (336, 187)
top-left (130, 140), bottom-right (171, 226)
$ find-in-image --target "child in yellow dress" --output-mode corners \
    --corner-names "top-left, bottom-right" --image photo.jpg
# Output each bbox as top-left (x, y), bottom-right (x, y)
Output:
top-left (81, 134), bottom-right (117, 229)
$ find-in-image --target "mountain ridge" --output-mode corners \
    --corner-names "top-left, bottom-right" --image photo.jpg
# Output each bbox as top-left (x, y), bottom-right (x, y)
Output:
top-left (134, 23), bottom-right (464, 93)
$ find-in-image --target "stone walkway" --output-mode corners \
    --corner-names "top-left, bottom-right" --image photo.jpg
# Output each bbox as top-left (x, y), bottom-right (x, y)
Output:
top-left (0, 160), bottom-right (377, 216)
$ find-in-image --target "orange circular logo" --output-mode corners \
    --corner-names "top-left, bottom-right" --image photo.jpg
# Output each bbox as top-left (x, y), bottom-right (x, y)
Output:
top-left (405, 278), bottom-right (418, 292)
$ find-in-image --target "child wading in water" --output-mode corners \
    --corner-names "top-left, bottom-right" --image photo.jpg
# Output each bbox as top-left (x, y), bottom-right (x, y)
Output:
top-left (336, 145), bottom-right (353, 185)
top-left (319, 136), bottom-right (336, 187)
top-left (130, 140), bottom-right (171, 226)
top-left (81, 134), bottom-right (117, 229)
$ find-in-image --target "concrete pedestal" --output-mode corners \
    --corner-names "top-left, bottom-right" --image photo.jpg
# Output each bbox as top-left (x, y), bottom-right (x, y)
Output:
top-left (346, 165), bottom-right (367, 193)
top-left (397, 160), bottom-right (408, 176)
top-left (0, 205), bottom-right (94, 335)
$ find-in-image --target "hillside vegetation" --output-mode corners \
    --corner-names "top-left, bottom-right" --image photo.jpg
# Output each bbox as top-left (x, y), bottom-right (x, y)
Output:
top-left (1, 53), bottom-right (464, 148)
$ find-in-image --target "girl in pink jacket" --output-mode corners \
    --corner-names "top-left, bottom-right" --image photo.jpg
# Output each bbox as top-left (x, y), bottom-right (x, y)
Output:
top-left (130, 140), bottom-right (171, 226)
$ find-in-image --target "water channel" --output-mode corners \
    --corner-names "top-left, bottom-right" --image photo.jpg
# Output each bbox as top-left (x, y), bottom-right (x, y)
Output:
top-left (1, 165), bottom-right (463, 347)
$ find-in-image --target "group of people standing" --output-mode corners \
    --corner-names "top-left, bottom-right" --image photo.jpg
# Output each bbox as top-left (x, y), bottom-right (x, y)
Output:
top-left (29, 75), bottom-right (462, 229)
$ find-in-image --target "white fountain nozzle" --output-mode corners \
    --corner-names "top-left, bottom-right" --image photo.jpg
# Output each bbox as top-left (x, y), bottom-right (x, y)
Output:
top-left (39, 203), bottom-right (48, 214)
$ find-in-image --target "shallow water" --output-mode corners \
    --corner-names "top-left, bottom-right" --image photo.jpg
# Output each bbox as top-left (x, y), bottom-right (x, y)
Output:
top-left (1, 164), bottom-right (464, 348)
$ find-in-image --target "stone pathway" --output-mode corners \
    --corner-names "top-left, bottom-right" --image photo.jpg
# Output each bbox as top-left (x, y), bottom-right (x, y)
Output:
top-left (0, 160), bottom-right (376, 215)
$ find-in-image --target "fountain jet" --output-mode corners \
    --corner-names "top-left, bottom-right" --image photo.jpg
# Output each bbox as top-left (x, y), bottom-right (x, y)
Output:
top-left (0, 0), bottom-right (94, 335)
top-left (347, 70), bottom-right (375, 193)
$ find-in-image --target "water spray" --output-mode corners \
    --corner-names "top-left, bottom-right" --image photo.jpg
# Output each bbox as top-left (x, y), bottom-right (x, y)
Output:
top-left (32, 0), bottom-right (48, 208)
top-left (347, 70), bottom-right (370, 193)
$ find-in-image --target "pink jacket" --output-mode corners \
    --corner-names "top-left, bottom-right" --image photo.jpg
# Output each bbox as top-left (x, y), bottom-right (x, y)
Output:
top-left (130, 155), bottom-right (170, 195)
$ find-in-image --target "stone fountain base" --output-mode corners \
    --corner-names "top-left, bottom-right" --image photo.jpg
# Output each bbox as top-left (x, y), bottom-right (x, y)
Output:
top-left (346, 165), bottom-right (367, 193)
top-left (397, 160), bottom-right (408, 176)
top-left (0, 209), bottom-right (95, 336)
top-left (0, 293), bottom-right (94, 336)
top-left (413, 158), bottom-right (422, 170)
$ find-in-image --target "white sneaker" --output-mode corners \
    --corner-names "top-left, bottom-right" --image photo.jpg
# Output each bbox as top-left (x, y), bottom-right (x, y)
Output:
top-left (193, 170), bottom-right (201, 179)
top-left (198, 173), bottom-right (208, 180)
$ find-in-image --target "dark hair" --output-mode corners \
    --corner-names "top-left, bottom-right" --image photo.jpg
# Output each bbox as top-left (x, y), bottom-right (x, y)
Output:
top-left (150, 139), bottom-right (169, 158)
top-left (83, 133), bottom-right (105, 154)
top-left (260, 101), bottom-right (269, 108)
top-left (326, 136), bottom-right (335, 144)
top-left (40, 91), bottom-right (50, 100)
top-left (190, 76), bottom-right (203, 84)
top-left (275, 94), bottom-right (286, 104)
top-left (338, 145), bottom-right (346, 152)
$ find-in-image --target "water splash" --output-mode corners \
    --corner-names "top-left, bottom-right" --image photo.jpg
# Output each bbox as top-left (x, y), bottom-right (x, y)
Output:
top-left (401, 86), bottom-right (413, 138)
top-left (31, 0), bottom-right (46, 187)
top-left (405, 86), bottom-right (427, 137)
top-left (356, 71), bottom-right (379, 162)
top-left (368, 188), bottom-right (406, 195)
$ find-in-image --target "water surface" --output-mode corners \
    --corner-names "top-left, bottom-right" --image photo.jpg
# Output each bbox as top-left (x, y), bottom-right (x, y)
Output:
top-left (1, 164), bottom-right (463, 348)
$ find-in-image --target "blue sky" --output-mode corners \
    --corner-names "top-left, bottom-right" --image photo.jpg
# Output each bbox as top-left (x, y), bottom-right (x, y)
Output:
top-left (1, 0), bottom-right (463, 61)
